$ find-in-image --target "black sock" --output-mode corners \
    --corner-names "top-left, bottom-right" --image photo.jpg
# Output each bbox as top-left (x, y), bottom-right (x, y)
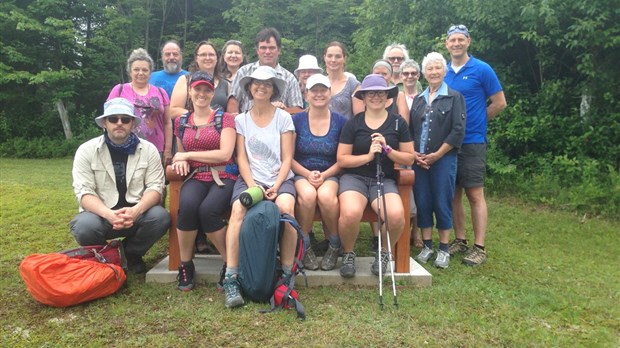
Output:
top-left (439, 243), bottom-right (449, 253)
top-left (423, 239), bottom-right (433, 249)
top-left (474, 244), bottom-right (485, 250)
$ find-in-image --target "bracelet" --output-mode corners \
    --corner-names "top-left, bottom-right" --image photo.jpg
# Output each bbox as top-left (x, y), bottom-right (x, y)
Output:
top-left (382, 144), bottom-right (393, 155)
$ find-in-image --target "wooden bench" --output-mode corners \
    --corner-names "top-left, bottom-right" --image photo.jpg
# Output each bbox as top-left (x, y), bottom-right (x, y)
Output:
top-left (165, 166), bottom-right (415, 273)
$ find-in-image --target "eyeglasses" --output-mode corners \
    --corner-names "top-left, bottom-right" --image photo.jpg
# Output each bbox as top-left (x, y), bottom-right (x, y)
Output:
top-left (387, 56), bottom-right (404, 62)
top-left (365, 91), bottom-right (387, 98)
top-left (197, 53), bottom-right (217, 58)
top-left (401, 71), bottom-right (419, 77)
top-left (107, 116), bottom-right (132, 124)
top-left (253, 80), bottom-right (273, 87)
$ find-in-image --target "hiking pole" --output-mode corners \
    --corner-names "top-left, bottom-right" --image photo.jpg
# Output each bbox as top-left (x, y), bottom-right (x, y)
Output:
top-left (374, 152), bottom-right (384, 310)
top-left (378, 162), bottom-right (399, 309)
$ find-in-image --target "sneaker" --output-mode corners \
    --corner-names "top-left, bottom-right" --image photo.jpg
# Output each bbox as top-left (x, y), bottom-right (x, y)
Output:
top-left (320, 244), bottom-right (340, 271)
top-left (223, 274), bottom-right (244, 308)
top-left (176, 261), bottom-right (195, 291)
top-left (371, 248), bottom-right (390, 276)
top-left (125, 253), bottom-right (147, 274)
top-left (339, 252), bottom-right (356, 278)
top-left (216, 262), bottom-right (226, 292)
top-left (302, 247), bottom-right (319, 270)
top-left (448, 239), bottom-right (469, 256)
top-left (462, 246), bottom-right (487, 266)
top-left (416, 247), bottom-right (434, 264)
top-left (434, 250), bottom-right (450, 269)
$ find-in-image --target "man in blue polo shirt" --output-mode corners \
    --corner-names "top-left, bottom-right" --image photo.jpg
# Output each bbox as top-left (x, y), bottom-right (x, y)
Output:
top-left (149, 40), bottom-right (187, 98)
top-left (444, 24), bottom-right (507, 266)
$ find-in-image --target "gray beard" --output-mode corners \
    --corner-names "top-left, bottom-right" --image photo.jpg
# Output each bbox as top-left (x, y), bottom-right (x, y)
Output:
top-left (164, 62), bottom-right (180, 73)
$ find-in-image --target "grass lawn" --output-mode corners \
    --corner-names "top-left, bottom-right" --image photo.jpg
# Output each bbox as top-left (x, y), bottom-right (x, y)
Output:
top-left (1, 158), bottom-right (618, 347)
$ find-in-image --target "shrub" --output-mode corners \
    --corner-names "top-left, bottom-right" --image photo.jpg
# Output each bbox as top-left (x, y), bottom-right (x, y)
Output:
top-left (0, 127), bottom-right (101, 159)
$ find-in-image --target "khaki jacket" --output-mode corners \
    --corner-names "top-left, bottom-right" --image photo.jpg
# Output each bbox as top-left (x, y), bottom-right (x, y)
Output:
top-left (72, 135), bottom-right (164, 211)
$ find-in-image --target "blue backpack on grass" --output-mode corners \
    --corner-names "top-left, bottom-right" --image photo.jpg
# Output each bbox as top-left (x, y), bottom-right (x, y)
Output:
top-left (238, 201), bottom-right (306, 319)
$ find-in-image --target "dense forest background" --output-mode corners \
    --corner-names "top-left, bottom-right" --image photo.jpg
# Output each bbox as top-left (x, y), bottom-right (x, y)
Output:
top-left (1, 0), bottom-right (618, 217)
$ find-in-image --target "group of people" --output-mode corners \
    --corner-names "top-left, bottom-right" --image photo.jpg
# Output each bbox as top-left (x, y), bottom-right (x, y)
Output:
top-left (69, 25), bottom-right (506, 309)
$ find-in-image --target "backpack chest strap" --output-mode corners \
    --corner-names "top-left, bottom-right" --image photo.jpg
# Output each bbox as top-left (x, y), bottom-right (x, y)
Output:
top-left (184, 165), bottom-right (226, 186)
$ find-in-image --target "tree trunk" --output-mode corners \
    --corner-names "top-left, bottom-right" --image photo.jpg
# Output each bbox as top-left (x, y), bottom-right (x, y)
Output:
top-left (145, 0), bottom-right (151, 49)
top-left (56, 100), bottom-right (73, 140)
top-left (159, 0), bottom-right (168, 54)
top-left (183, 0), bottom-right (187, 47)
top-left (580, 93), bottom-right (591, 122)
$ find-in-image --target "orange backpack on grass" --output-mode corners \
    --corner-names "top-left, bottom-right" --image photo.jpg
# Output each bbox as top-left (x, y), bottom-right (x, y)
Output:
top-left (19, 240), bottom-right (127, 307)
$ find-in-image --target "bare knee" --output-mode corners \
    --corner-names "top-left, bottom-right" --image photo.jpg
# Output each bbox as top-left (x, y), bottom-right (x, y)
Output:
top-left (297, 189), bottom-right (317, 210)
top-left (465, 187), bottom-right (486, 206)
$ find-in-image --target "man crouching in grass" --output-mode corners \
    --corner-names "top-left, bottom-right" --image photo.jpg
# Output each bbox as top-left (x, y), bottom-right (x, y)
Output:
top-left (70, 97), bottom-right (170, 274)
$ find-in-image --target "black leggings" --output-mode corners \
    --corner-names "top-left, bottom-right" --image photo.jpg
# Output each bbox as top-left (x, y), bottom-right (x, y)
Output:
top-left (177, 178), bottom-right (234, 233)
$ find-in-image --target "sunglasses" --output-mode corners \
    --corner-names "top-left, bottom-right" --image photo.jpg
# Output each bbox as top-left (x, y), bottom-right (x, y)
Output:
top-left (107, 116), bottom-right (133, 124)
top-left (447, 24), bottom-right (469, 37)
top-left (365, 91), bottom-right (387, 98)
top-left (448, 24), bottom-right (468, 32)
top-left (253, 80), bottom-right (273, 87)
top-left (387, 56), bottom-right (404, 62)
top-left (401, 71), bottom-right (419, 77)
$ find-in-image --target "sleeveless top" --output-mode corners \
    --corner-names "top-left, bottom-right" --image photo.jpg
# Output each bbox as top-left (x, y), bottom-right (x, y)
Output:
top-left (329, 76), bottom-right (361, 119)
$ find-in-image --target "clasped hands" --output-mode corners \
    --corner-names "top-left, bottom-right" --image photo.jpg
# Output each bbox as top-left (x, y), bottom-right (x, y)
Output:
top-left (106, 207), bottom-right (139, 230)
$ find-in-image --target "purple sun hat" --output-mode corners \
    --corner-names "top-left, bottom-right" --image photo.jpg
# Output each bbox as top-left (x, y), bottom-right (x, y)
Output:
top-left (353, 74), bottom-right (399, 100)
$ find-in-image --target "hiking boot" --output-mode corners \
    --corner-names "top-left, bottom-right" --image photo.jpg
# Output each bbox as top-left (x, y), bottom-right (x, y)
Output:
top-left (176, 261), bottom-right (195, 291)
top-left (434, 250), bottom-right (450, 269)
top-left (416, 247), bottom-right (434, 264)
top-left (462, 245), bottom-right (487, 266)
top-left (371, 248), bottom-right (390, 276)
top-left (223, 274), bottom-right (244, 308)
top-left (339, 252), bottom-right (356, 278)
top-left (126, 253), bottom-right (147, 274)
top-left (302, 247), bottom-right (319, 271)
top-left (448, 239), bottom-right (469, 256)
top-left (216, 262), bottom-right (226, 292)
top-left (320, 244), bottom-right (340, 271)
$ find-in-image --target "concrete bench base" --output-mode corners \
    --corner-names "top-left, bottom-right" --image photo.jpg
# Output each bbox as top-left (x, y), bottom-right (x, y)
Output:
top-left (146, 254), bottom-right (432, 287)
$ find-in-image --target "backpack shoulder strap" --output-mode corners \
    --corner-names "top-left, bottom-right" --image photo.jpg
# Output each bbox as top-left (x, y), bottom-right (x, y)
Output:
top-left (178, 112), bottom-right (190, 141)
top-left (156, 85), bottom-right (166, 100)
top-left (213, 108), bottom-right (225, 133)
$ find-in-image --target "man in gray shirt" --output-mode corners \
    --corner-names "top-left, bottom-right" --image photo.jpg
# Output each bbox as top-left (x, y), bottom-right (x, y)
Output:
top-left (228, 27), bottom-right (303, 113)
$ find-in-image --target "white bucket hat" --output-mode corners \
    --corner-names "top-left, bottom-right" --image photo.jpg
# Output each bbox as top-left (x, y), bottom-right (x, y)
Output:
top-left (294, 55), bottom-right (323, 76)
top-left (95, 98), bottom-right (140, 128)
top-left (239, 66), bottom-right (287, 95)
